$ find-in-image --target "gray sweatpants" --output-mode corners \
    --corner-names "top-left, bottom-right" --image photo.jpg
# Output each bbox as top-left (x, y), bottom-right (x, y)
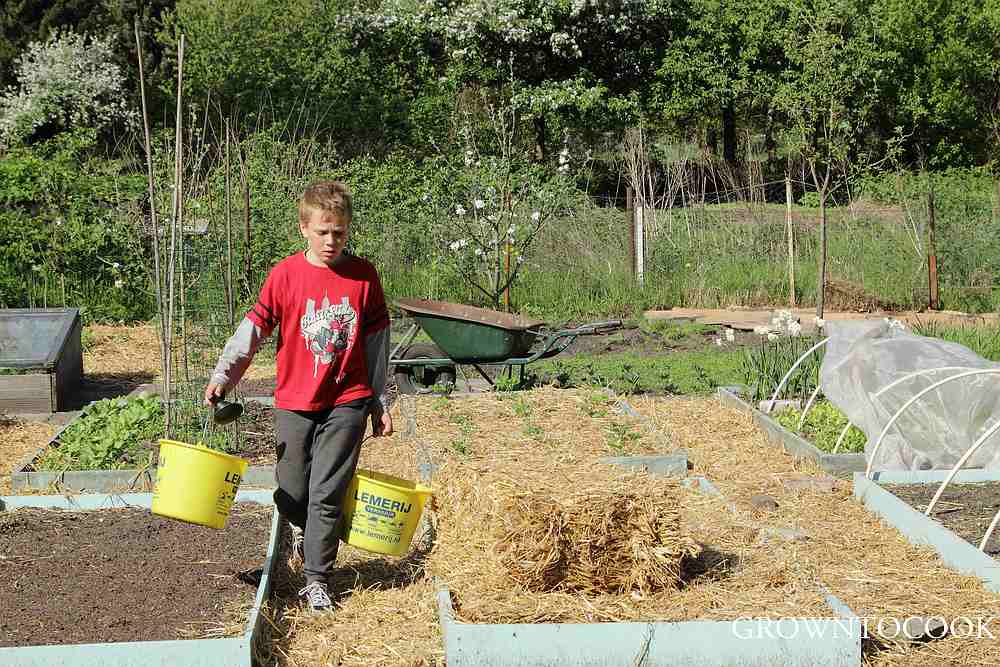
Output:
top-left (273, 398), bottom-right (369, 584)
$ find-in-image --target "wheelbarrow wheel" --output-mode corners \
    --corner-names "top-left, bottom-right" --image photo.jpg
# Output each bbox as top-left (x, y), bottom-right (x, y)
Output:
top-left (393, 343), bottom-right (457, 395)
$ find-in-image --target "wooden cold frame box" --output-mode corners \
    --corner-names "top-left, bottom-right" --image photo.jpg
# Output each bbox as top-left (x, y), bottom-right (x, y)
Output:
top-left (0, 308), bottom-right (83, 413)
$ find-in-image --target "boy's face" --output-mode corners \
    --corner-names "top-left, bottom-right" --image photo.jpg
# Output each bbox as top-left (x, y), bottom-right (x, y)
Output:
top-left (301, 209), bottom-right (351, 266)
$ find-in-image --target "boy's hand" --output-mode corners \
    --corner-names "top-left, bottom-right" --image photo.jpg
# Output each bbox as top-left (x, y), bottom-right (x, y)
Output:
top-left (372, 410), bottom-right (393, 437)
top-left (204, 382), bottom-right (228, 406)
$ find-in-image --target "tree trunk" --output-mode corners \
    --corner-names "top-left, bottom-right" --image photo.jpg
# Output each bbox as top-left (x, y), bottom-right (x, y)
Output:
top-left (533, 115), bottom-right (547, 163)
top-left (722, 103), bottom-right (737, 166)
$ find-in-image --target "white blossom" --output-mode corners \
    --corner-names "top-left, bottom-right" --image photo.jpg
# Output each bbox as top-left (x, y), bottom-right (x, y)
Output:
top-left (753, 325), bottom-right (770, 336)
top-left (114, 278), bottom-right (123, 288)
top-left (724, 328), bottom-right (735, 343)
top-left (767, 332), bottom-right (779, 342)
top-left (531, 210), bottom-right (541, 222)
top-left (474, 199), bottom-right (485, 209)
top-left (455, 205), bottom-right (466, 216)
top-left (0, 30), bottom-right (136, 146)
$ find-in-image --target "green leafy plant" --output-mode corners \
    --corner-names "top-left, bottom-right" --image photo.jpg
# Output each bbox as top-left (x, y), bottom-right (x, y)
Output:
top-left (605, 422), bottom-right (641, 455)
top-left (774, 401), bottom-right (866, 454)
top-left (37, 395), bottom-right (163, 470)
top-left (581, 390), bottom-right (611, 418)
top-left (448, 412), bottom-right (476, 455)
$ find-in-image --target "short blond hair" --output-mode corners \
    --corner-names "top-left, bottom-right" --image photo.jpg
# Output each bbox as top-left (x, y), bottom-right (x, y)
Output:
top-left (299, 180), bottom-right (353, 224)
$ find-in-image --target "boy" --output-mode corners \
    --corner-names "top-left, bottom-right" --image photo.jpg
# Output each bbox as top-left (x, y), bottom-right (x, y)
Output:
top-left (204, 180), bottom-right (393, 612)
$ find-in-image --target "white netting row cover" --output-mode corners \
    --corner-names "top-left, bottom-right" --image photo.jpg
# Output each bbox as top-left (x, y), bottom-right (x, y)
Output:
top-left (820, 320), bottom-right (1000, 471)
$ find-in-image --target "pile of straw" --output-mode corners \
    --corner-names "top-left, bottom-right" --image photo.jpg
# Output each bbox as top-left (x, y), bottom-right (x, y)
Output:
top-left (498, 485), bottom-right (700, 595)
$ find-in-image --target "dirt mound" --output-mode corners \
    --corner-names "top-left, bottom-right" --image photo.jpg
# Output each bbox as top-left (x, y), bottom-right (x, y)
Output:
top-left (824, 278), bottom-right (910, 312)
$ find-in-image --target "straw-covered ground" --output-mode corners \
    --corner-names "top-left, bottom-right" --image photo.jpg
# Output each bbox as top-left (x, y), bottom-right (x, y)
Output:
top-left (0, 417), bottom-right (56, 495)
top-left (4, 325), bottom-right (1000, 665)
top-left (630, 395), bottom-right (1000, 667)
top-left (264, 391), bottom-right (1000, 666)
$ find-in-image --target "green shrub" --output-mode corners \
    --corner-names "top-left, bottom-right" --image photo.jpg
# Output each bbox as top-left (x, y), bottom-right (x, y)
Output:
top-left (0, 129), bottom-right (151, 321)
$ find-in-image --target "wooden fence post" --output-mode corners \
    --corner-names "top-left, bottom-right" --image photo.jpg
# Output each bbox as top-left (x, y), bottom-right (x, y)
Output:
top-left (927, 183), bottom-right (939, 310)
top-left (627, 187), bottom-right (636, 281)
top-left (785, 176), bottom-right (796, 307)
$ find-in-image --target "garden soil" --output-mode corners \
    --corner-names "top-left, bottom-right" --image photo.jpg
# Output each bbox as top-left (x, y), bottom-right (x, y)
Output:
top-left (884, 482), bottom-right (1000, 555)
top-left (0, 503), bottom-right (271, 647)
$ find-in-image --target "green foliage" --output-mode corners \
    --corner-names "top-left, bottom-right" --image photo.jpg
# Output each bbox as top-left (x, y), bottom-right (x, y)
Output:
top-left (161, 0), bottom-right (444, 150)
top-left (37, 395), bottom-right (163, 470)
top-left (605, 422), bottom-right (641, 455)
top-left (910, 321), bottom-right (1000, 361)
top-left (448, 412), bottom-right (475, 455)
top-left (0, 129), bottom-right (152, 321)
top-left (740, 333), bottom-right (825, 403)
top-left (535, 350), bottom-right (743, 395)
top-left (774, 401), bottom-right (867, 453)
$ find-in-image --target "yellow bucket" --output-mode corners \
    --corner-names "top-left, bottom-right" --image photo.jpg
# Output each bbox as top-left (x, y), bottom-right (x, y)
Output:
top-left (151, 439), bottom-right (249, 530)
top-left (341, 469), bottom-right (433, 556)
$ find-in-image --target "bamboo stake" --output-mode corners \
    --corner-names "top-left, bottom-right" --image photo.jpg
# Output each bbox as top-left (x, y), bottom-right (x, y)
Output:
top-left (165, 33), bottom-right (185, 434)
top-left (225, 119), bottom-right (235, 327)
top-left (134, 18), bottom-right (169, 408)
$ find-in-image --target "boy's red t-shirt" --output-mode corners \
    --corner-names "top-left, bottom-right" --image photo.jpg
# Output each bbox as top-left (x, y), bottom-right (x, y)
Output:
top-left (246, 252), bottom-right (389, 411)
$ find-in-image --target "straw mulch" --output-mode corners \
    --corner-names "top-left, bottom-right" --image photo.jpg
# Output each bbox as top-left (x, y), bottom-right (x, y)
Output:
top-left (0, 416), bottom-right (56, 495)
top-left (498, 485), bottom-right (700, 595)
top-left (261, 388), bottom-right (711, 666)
top-left (84, 324), bottom-right (163, 378)
top-left (418, 388), bottom-right (835, 625)
top-left (82, 323), bottom-right (277, 383)
top-left (631, 395), bottom-right (1000, 667)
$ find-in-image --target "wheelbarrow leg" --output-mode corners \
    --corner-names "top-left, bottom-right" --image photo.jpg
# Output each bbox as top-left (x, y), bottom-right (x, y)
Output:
top-left (471, 364), bottom-right (494, 388)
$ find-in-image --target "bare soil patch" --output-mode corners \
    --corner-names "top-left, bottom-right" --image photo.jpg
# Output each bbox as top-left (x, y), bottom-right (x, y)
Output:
top-left (883, 482), bottom-right (1000, 555)
top-left (0, 503), bottom-right (272, 647)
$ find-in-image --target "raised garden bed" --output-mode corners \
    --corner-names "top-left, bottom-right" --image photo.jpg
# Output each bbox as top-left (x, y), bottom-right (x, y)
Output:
top-left (0, 489), bottom-right (280, 666)
top-left (10, 397), bottom-right (277, 492)
top-left (854, 470), bottom-right (1000, 594)
top-left (717, 386), bottom-right (866, 477)
top-left (0, 308), bottom-right (82, 413)
top-left (883, 481), bottom-right (1000, 555)
top-left (434, 477), bottom-right (862, 666)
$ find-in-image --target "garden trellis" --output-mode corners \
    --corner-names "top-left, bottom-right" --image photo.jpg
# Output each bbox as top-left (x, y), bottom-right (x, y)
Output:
top-left (137, 28), bottom-right (245, 446)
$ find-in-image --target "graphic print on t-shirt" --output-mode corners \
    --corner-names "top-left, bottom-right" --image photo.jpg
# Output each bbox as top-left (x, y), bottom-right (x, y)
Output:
top-left (300, 295), bottom-right (357, 378)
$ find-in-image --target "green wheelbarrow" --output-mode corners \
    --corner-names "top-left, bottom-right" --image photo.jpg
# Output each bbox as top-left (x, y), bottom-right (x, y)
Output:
top-left (390, 298), bottom-right (622, 394)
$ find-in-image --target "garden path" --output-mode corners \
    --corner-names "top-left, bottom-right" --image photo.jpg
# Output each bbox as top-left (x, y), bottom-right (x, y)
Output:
top-left (645, 307), bottom-right (1000, 333)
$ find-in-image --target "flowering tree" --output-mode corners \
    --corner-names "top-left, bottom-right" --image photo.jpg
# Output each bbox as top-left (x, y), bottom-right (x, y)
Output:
top-left (341, 0), bottom-right (683, 156)
top-left (0, 31), bottom-right (135, 148)
top-left (440, 154), bottom-right (579, 309)
top-left (427, 72), bottom-right (584, 310)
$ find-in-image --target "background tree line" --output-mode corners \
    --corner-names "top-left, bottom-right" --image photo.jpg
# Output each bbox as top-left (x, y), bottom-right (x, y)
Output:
top-left (2, 0), bottom-right (1000, 321)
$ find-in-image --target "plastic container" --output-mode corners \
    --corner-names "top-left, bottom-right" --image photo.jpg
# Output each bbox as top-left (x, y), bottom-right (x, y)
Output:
top-left (341, 469), bottom-right (433, 556)
top-left (151, 439), bottom-right (249, 529)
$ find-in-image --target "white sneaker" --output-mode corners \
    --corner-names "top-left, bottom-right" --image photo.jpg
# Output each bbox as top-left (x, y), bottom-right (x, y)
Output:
top-left (298, 581), bottom-right (333, 611)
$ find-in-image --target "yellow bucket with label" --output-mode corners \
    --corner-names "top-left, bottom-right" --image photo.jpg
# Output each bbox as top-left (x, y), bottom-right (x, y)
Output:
top-left (341, 469), bottom-right (433, 556)
top-left (151, 439), bottom-right (249, 530)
